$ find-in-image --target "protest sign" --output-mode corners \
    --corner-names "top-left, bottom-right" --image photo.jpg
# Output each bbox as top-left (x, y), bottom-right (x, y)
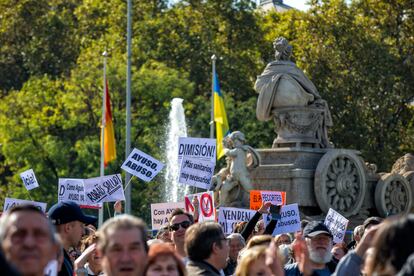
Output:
top-left (121, 148), bottom-right (164, 182)
top-left (20, 169), bottom-right (39, 191)
top-left (44, 260), bottom-right (58, 276)
top-left (178, 156), bottom-right (214, 190)
top-left (324, 208), bottom-right (349, 243)
top-left (178, 137), bottom-right (216, 163)
top-left (185, 191), bottom-right (215, 222)
top-left (58, 178), bottom-right (101, 209)
top-left (84, 174), bottom-right (125, 204)
top-left (151, 202), bottom-right (185, 230)
top-left (263, 203), bottom-right (301, 236)
top-left (218, 207), bottom-right (256, 235)
top-left (3, 197), bottom-right (47, 212)
top-left (250, 190), bottom-right (286, 210)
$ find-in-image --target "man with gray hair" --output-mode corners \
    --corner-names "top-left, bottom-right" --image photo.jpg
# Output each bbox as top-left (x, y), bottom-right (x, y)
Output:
top-left (223, 233), bottom-right (245, 275)
top-left (0, 204), bottom-right (58, 276)
top-left (96, 214), bottom-right (148, 276)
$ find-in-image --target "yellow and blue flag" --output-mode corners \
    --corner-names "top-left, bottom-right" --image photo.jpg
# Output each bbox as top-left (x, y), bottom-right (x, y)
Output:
top-left (213, 71), bottom-right (230, 160)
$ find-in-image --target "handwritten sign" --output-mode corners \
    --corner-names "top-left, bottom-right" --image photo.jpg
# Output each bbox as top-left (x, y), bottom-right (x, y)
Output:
top-left (20, 169), bottom-right (39, 190)
top-left (218, 207), bottom-right (256, 235)
top-left (121, 148), bottom-right (164, 182)
top-left (151, 202), bottom-right (185, 230)
top-left (84, 174), bottom-right (125, 204)
top-left (179, 156), bottom-right (214, 190)
top-left (3, 197), bottom-right (47, 212)
top-left (250, 190), bottom-right (286, 210)
top-left (58, 178), bottom-right (101, 209)
top-left (178, 137), bottom-right (216, 163)
top-left (185, 191), bottom-right (216, 222)
top-left (324, 208), bottom-right (349, 243)
top-left (263, 203), bottom-right (301, 235)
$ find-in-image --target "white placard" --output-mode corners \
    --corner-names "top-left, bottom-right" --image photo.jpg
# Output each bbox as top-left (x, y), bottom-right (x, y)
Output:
top-left (185, 191), bottom-right (216, 222)
top-left (84, 174), bottom-right (125, 204)
top-left (121, 148), bottom-right (164, 182)
top-left (178, 156), bottom-right (214, 190)
top-left (3, 197), bottom-right (47, 212)
top-left (20, 169), bottom-right (39, 190)
top-left (178, 137), bottom-right (216, 163)
top-left (151, 202), bottom-right (185, 230)
top-left (260, 191), bottom-right (284, 206)
top-left (324, 208), bottom-right (349, 243)
top-left (58, 178), bottom-right (101, 209)
top-left (263, 203), bottom-right (301, 236)
top-left (44, 260), bottom-right (58, 276)
top-left (218, 207), bottom-right (257, 235)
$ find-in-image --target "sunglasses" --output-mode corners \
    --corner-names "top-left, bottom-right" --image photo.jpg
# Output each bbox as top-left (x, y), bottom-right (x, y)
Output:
top-left (169, 221), bottom-right (191, 231)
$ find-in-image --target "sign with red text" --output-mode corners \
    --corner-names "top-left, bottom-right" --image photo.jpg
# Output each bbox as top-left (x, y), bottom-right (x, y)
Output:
top-left (151, 202), bottom-right (185, 230)
top-left (324, 208), bottom-right (348, 243)
top-left (250, 190), bottom-right (286, 210)
top-left (185, 191), bottom-right (215, 222)
top-left (218, 207), bottom-right (256, 235)
top-left (20, 169), bottom-right (39, 191)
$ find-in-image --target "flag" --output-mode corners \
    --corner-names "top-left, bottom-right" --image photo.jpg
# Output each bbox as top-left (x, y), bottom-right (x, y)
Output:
top-left (213, 71), bottom-right (230, 160)
top-left (101, 79), bottom-right (116, 167)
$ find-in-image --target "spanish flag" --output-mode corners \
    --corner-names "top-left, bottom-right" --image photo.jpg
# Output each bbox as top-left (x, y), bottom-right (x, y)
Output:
top-left (213, 71), bottom-right (230, 160)
top-left (101, 79), bottom-right (116, 167)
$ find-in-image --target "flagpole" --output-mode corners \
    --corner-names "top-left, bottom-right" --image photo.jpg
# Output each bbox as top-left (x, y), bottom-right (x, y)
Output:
top-left (210, 55), bottom-right (216, 139)
top-left (125, 0), bottom-right (132, 214)
top-left (99, 51), bottom-right (108, 227)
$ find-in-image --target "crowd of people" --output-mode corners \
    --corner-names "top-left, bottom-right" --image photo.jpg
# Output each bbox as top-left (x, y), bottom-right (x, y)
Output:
top-left (1, 200), bottom-right (414, 276)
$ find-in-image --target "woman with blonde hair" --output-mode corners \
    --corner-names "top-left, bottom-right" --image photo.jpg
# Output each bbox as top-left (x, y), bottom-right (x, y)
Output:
top-left (235, 244), bottom-right (284, 276)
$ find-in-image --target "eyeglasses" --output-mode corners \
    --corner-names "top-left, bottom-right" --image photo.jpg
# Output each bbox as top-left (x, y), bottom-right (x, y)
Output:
top-left (169, 221), bottom-right (191, 231)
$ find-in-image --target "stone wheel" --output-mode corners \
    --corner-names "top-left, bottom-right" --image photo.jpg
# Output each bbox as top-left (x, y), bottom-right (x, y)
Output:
top-left (375, 173), bottom-right (412, 217)
top-left (314, 150), bottom-right (366, 216)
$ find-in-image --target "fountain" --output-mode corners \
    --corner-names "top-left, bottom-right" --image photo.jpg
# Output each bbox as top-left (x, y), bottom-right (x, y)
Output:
top-left (164, 98), bottom-right (190, 202)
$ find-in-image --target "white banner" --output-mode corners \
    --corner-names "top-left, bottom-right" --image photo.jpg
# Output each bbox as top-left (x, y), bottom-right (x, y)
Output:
top-left (44, 260), bottom-right (58, 276)
top-left (218, 207), bottom-right (257, 235)
top-left (84, 174), bottom-right (125, 204)
top-left (121, 148), bottom-right (164, 182)
top-left (178, 156), bottom-right (214, 190)
top-left (263, 203), bottom-right (301, 235)
top-left (185, 191), bottom-right (216, 222)
top-left (3, 197), bottom-right (47, 212)
top-left (20, 169), bottom-right (39, 191)
top-left (151, 202), bottom-right (185, 230)
top-left (324, 208), bottom-right (349, 243)
top-left (58, 178), bottom-right (101, 209)
top-left (178, 137), bottom-right (216, 163)
top-left (260, 191), bottom-right (284, 206)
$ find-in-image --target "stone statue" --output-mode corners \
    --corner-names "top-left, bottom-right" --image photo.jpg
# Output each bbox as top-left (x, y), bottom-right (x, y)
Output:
top-left (211, 131), bottom-right (260, 207)
top-left (255, 37), bottom-right (333, 148)
top-left (391, 153), bottom-right (414, 175)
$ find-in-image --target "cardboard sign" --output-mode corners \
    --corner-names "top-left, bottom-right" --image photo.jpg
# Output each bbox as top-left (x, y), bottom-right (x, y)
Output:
top-left (263, 203), bottom-right (301, 235)
top-left (324, 208), bottom-right (349, 243)
top-left (3, 197), bottom-right (47, 212)
top-left (58, 178), bottom-right (101, 209)
top-left (178, 137), bottom-right (216, 163)
top-left (218, 207), bottom-right (256, 235)
top-left (250, 190), bottom-right (286, 210)
top-left (151, 202), bottom-right (185, 230)
top-left (20, 169), bottom-right (39, 191)
top-left (185, 191), bottom-right (216, 222)
top-left (121, 148), bottom-right (164, 182)
top-left (44, 260), bottom-right (58, 276)
top-left (178, 156), bottom-right (214, 190)
top-left (84, 174), bottom-right (125, 204)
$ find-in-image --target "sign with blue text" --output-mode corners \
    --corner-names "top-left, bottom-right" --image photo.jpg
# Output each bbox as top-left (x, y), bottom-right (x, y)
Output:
top-left (58, 178), bottom-right (101, 209)
top-left (324, 208), bottom-right (348, 243)
top-left (3, 197), bottom-right (47, 212)
top-left (151, 202), bottom-right (185, 230)
top-left (121, 148), bottom-right (164, 182)
top-left (178, 137), bottom-right (216, 163)
top-left (179, 156), bottom-right (214, 190)
top-left (20, 169), bottom-right (39, 191)
top-left (263, 203), bottom-right (301, 235)
top-left (218, 207), bottom-right (257, 235)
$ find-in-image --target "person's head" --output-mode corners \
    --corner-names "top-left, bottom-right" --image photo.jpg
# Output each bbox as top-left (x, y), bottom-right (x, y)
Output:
top-left (275, 233), bottom-right (292, 247)
top-left (331, 242), bottom-right (348, 261)
top-left (97, 214), bottom-right (148, 276)
top-left (235, 245), bottom-right (279, 276)
top-left (273, 37), bottom-right (292, 61)
top-left (81, 233), bottom-right (101, 271)
top-left (363, 216), bottom-right (383, 236)
top-left (227, 233), bottom-right (246, 261)
top-left (0, 204), bottom-right (58, 276)
top-left (367, 215), bottom-right (414, 275)
top-left (353, 225), bottom-right (364, 243)
top-left (168, 209), bottom-right (193, 246)
top-left (48, 201), bottom-right (97, 249)
top-left (246, 235), bottom-right (273, 249)
top-left (303, 221), bottom-right (333, 265)
top-left (185, 222), bottom-right (229, 270)
top-left (144, 243), bottom-right (186, 276)
top-left (156, 225), bottom-right (172, 243)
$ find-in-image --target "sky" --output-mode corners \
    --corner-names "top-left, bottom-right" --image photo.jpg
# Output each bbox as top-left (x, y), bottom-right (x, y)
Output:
top-left (281, 0), bottom-right (309, 11)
